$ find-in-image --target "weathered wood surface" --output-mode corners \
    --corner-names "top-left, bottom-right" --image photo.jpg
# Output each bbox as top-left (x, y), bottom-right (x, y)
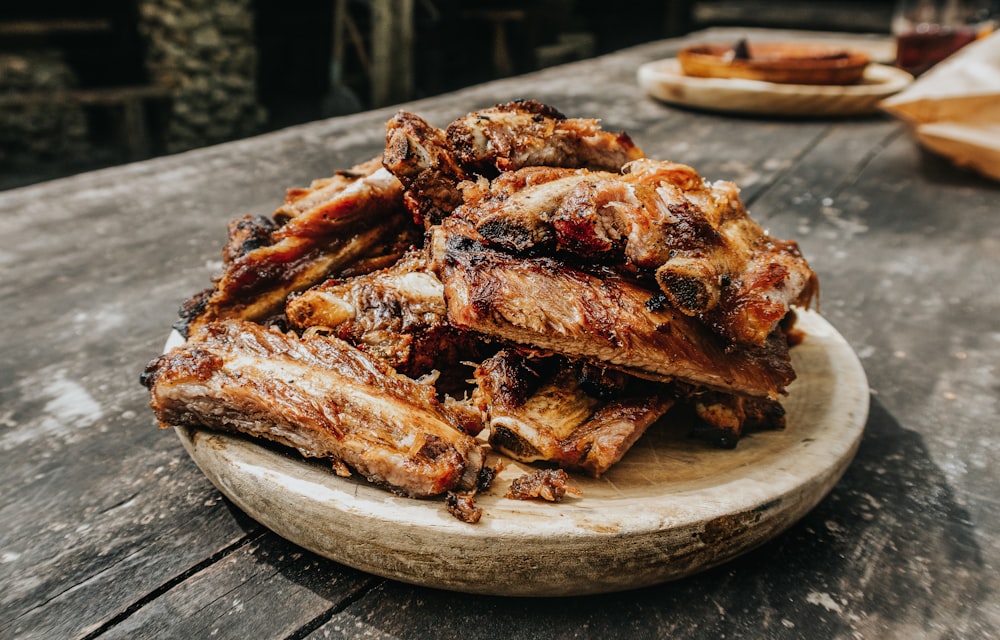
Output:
top-left (1, 27), bottom-right (997, 639)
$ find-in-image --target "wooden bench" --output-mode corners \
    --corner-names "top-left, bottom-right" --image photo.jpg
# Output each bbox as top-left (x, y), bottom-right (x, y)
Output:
top-left (0, 85), bottom-right (173, 161)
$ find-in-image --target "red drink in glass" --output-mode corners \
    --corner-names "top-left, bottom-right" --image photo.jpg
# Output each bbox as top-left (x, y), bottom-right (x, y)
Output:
top-left (895, 24), bottom-right (979, 75)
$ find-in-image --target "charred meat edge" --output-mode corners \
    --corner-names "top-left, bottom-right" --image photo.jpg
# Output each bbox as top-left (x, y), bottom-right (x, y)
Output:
top-left (429, 218), bottom-right (795, 400)
top-left (142, 320), bottom-right (485, 498)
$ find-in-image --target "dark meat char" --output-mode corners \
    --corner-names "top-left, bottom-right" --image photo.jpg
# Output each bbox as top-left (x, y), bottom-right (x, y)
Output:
top-left (383, 99), bottom-right (644, 227)
top-left (445, 99), bottom-right (644, 176)
top-left (451, 159), bottom-right (817, 347)
top-left (285, 249), bottom-right (488, 381)
top-left (474, 350), bottom-right (674, 476)
top-left (148, 100), bottom-right (815, 517)
top-left (430, 219), bottom-right (796, 399)
top-left (179, 159), bottom-right (421, 337)
top-left (384, 112), bottom-right (468, 227)
top-left (691, 390), bottom-right (787, 449)
top-left (506, 469), bottom-right (581, 502)
top-left (142, 320), bottom-right (485, 497)
top-left (456, 166), bottom-right (594, 253)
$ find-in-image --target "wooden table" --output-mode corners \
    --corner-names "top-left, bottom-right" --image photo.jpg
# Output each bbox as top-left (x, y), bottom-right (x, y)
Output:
top-left (3, 28), bottom-right (997, 638)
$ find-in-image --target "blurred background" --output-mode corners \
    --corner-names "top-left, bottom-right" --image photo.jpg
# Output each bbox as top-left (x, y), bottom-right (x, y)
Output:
top-left (0, 1), bottom-right (900, 190)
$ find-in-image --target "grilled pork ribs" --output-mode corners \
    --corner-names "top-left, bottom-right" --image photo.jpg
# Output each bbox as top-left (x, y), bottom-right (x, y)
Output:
top-left (143, 100), bottom-right (817, 519)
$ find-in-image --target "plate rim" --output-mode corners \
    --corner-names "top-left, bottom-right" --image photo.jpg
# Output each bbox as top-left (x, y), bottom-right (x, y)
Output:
top-left (168, 308), bottom-right (870, 595)
top-left (638, 58), bottom-right (913, 115)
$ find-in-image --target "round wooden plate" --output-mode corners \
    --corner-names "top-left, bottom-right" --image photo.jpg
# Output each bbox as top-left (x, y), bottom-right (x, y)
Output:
top-left (170, 309), bottom-right (869, 596)
top-left (638, 58), bottom-right (912, 116)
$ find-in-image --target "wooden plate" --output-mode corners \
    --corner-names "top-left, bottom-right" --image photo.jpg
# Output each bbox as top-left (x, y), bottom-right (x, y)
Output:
top-left (638, 58), bottom-right (912, 116)
top-left (170, 309), bottom-right (869, 596)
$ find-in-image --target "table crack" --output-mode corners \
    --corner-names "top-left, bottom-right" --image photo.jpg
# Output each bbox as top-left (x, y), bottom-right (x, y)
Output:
top-left (72, 530), bottom-right (265, 640)
top-left (284, 576), bottom-right (386, 640)
top-left (829, 126), bottom-right (908, 199)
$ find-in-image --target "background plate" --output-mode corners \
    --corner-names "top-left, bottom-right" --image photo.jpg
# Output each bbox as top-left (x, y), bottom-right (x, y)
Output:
top-left (172, 309), bottom-right (869, 596)
top-left (638, 58), bottom-right (912, 116)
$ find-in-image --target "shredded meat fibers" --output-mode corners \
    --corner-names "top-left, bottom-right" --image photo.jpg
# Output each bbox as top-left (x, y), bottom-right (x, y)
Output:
top-left (506, 469), bottom-right (582, 502)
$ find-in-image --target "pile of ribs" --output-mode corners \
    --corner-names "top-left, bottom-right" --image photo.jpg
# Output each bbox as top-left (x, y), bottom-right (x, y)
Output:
top-left (142, 100), bottom-right (817, 523)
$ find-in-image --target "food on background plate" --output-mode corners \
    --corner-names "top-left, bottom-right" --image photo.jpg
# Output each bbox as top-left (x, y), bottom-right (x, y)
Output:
top-left (678, 39), bottom-right (871, 85)
top-left (142, 99), bottom-right (818, 522)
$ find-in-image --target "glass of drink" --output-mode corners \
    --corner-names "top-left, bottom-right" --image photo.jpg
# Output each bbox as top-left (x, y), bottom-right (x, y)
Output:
top-left (892, 0), bottom-right (996, 76)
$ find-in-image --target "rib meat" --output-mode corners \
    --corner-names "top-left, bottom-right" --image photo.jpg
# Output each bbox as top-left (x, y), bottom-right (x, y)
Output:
top-left (146, 101), bottom-right (818, 510)
top-left (625, 159), bottom-right (817, 345)
top-left (454, 166), bottom-right (593, 253)
top-left (383, 111), bottom-right (468, 227)
top-left (473, 350), bottom-right (674, 476)
top-left (449, 158), bottom-right (817, 346)
top-left (285, 249), bottom-right (486, 379)
top-left (429, 219), bottom-right (795, 399)
top-left (690, 390), bottom-right (787, 448)
top-left (506, 469), bottom-right (581, 502)
top-left (141, 320), bottom-right (485, 497)
top-left (178, 159), bottom-right (421, 337)
top-left (445, 100), bottom-right (644, 175)
top-left (383, 99), bottom-right (644, 226)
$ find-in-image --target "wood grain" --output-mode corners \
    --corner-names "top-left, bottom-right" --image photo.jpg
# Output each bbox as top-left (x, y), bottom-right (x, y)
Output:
top-left (2, 26), bottom-right (997, 639)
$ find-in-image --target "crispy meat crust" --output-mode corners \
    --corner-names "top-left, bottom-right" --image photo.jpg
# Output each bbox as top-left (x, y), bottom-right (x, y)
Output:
top-left (178, 160), bottom-right (421, 337)
top-left (142, 320), bottom-right (485, 497)
top-left (449, 159), bottom-right (817, 346)
top-left (429, 218), bottom-right (796, 399)
top-left (474, 350), bottom-right (674, 476)
top-left (285, 249), bottom-right (485, 379)
top-left (383, 99), bottom-right (644, 227)
top-left (146, 100), bottom-right (816, 519)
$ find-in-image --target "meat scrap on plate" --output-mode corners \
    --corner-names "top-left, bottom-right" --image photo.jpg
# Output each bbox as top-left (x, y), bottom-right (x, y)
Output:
top-left (142, 99), bottom-right (817, 522)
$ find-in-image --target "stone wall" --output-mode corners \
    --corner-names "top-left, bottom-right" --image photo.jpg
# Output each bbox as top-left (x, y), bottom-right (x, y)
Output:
top-left (0, 51), bottom-right (90, 168)
top-left (137, 0), bottom-right (265, 153)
